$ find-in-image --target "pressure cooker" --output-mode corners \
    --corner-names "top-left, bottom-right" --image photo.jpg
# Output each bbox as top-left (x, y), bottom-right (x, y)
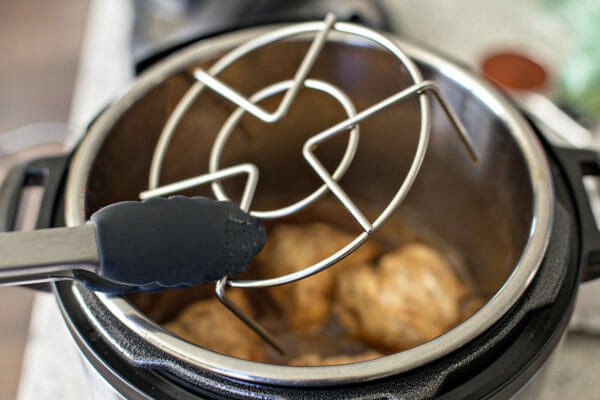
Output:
top-left (1, 19), bottom-right (599, 400)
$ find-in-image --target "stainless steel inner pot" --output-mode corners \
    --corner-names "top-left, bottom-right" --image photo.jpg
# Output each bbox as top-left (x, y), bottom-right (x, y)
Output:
top-left (62, 24), bottom-right (553, 385)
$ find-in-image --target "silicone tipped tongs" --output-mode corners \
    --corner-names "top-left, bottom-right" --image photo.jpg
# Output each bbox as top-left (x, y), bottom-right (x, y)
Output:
top-left (0, 196), bottom-right (265, 293)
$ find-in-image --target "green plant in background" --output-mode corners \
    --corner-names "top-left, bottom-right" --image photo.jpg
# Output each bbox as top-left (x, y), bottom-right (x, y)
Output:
top-left (540, 0), bottom-right (600, 118)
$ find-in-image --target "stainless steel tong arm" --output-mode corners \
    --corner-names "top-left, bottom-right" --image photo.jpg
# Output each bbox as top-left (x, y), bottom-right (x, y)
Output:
top-left (0, 224), bottom-right (98, 286)
top-left (0, 197), bottom-right (265, 291)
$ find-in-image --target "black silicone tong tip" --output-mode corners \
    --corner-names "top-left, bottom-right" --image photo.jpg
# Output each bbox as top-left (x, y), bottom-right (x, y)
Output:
top-left (83, 196), bottom-right (265, 292)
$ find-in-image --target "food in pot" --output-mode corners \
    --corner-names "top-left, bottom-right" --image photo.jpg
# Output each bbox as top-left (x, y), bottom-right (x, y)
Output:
top-left (460, 295), bottom-right (485, 321)
top-left (288, 351), bottom-right (382, 366)
top-left (161, 223), bottom-right (482, 365)
top-left (335, 243), bottom-right (470, 351)
top-left (164, 289), bottom-right (266, 361)
top-left (255, 223), bottom-right (379, 333)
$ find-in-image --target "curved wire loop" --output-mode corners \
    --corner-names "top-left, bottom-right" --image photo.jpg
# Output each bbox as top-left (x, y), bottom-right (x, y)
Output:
top-left (141, 14), bottom-right (478, 354)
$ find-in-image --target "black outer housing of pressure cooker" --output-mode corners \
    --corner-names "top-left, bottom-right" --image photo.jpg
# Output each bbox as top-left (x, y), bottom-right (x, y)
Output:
top-left (2, 36), bottom-right (600, 399)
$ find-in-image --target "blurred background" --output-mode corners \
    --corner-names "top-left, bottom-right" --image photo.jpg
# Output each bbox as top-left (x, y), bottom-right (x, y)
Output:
top-left (0, 1), bottom-right (88, 399)
top-left (0, 0), bottom-right (599, 399)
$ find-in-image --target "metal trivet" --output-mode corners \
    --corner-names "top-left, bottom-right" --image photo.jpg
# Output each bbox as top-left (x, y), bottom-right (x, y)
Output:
top-left (139, 14), bottom-right (478, 354)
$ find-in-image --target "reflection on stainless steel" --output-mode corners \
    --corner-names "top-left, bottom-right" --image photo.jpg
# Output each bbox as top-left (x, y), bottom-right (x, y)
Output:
top-left (64, 23), bottom-right (553, 385)
top-left (0, 225), bottom-right (97, 286)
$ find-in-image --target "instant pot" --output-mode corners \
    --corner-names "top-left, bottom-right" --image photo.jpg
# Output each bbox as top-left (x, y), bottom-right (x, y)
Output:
top-left (2, 19), bottom-right (600, 400)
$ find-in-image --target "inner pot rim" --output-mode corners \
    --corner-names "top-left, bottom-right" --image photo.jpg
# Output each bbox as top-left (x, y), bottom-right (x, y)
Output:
top-left (62, 23), bottom-right (554, 386)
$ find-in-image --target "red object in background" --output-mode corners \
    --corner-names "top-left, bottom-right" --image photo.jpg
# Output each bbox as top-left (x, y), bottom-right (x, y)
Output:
top-left (481, 51), bottom-right (548, 91)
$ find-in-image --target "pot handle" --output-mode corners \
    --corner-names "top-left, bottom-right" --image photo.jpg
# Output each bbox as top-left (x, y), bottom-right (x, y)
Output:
top-left (0, 156), bottom-right (69, 233)
top-left (553, 147), bottom-right (600, 281)
top-left (0, 156), bottom-right (69, 291)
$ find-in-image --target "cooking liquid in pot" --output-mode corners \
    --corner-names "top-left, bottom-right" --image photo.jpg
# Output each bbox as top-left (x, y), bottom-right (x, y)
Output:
top-left (128, 201), bottom-right (485, 366)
